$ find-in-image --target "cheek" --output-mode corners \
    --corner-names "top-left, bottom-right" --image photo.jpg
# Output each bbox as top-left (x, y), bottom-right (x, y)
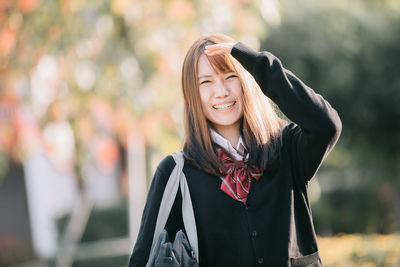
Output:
top-left (234, 85), bottom-right (244, 104)
top-left (199, 87), bottom-right (211, 108)
top-left (229, 79), bottom-right (243, 96)
top-left (198, 88), bottom-right (212, 121)
top-left (236, 92), bottom-right (245, 115)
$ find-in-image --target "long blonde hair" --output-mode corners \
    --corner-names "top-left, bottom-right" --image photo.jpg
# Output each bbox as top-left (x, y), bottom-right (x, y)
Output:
top-left (181, 34), bottom-right (286, 175)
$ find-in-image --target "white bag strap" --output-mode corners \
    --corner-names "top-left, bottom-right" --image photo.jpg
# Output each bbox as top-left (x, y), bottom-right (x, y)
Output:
top-left (149, 152), bottom-right (199, 262)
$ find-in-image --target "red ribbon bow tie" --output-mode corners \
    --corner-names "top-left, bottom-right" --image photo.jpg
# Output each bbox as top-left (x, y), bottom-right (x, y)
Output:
top-left (218, 149), bottom-right (262, 203)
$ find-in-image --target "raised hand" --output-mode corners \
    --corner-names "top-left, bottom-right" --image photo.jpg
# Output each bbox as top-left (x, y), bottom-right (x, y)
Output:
top-left (204, 42), bottom-right (236, 56)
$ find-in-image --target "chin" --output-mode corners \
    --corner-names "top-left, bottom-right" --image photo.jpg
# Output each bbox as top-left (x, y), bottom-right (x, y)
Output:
top-left (211, 116), bottom-right (242, 127)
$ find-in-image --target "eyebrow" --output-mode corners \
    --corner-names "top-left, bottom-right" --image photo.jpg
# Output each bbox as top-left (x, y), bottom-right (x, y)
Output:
top-left (198, 72), bottom-right (236, 79)
top-left (198, 74), bottom-right (213, 79)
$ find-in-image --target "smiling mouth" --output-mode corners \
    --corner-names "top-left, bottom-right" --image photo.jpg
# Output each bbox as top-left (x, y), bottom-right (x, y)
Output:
top-left (213, 101), bottom-right (236, 110)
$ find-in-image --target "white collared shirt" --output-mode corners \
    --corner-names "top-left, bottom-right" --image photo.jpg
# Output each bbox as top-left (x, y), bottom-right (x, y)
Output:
top-left (210, 128), bottom-right (248, 161)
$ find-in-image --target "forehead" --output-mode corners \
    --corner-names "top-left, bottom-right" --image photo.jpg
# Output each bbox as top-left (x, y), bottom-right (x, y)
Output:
top-left (197, 55), bottom-right (214, 76)
top-left (197, 53), bottom-right (236, 77)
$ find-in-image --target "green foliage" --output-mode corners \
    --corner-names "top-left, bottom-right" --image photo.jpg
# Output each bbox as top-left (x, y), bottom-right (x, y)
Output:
top-left (262, 0), bottom-right (400, 233)
top-left (266, 0), bottom-right (400, 160)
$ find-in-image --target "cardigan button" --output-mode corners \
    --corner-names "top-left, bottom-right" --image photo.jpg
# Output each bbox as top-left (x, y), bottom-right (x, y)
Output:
top-left (257, 257), bottom-right (264, 264)
top-left (251, 230), bottom-right (257, 237)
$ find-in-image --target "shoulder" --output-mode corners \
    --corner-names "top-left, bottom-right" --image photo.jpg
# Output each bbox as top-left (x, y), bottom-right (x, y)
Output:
top-left (280, 122), bottom-right (301, 146)
top-left (146, 154), bottom-right (178, 191)
top-left (282, 122), bottom-right (298, 134)
top-left (155, 154), bottom-right (177, 177)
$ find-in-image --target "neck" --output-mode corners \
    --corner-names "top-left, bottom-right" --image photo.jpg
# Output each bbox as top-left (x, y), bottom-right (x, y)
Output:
top-left (214, 122), bottom-right (241, 148)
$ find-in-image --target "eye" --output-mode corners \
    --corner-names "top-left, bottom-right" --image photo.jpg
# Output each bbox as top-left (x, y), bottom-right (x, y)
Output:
top-left (226, 74), bottom-right (238, 80)
top-left (200, 80), bottom-right (211, 85)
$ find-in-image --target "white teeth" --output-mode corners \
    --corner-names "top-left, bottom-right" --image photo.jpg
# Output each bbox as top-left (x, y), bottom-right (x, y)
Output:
top-left (213, 102), bottom-right (235, 110)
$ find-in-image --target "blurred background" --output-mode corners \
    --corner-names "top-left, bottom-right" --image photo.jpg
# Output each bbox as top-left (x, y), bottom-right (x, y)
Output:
top-left (0, 0), bottom-right (399, 266)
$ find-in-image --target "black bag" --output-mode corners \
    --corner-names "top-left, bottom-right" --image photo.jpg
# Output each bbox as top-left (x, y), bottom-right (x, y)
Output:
top-left (146, 230), bottom-right (198, 267)
top-left (145, 152), bottom-right (199, 267)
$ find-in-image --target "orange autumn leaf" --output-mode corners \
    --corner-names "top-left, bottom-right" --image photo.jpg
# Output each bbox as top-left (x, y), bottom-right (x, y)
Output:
top-left (17, 0), bottom-right (40, 13)
top-left (96, 137), bottom-right (119, 173)
top-left (0, 27), bottom-right (16, 55)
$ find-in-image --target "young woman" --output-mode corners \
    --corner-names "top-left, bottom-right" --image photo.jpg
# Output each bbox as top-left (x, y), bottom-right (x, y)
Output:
top-left (129, 34), bottom-right (341, 267)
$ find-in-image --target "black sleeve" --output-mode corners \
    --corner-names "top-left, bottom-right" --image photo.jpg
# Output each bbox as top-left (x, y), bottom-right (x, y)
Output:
top-left (128, 156), bottom-right (184, 267)
top-left (231, 42), bottom-right (342, 183)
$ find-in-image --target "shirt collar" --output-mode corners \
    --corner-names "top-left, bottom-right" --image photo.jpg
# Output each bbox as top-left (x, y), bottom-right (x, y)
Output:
top-left (210, 128), bottom-right (247, 161)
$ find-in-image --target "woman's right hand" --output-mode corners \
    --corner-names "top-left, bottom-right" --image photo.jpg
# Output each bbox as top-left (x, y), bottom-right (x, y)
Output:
top-left (204, 42), bottom-right (236, 56)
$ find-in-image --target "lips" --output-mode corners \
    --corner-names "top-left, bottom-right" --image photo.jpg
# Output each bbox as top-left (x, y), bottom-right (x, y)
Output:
top-left (213, 101), bottom-right (236, 110)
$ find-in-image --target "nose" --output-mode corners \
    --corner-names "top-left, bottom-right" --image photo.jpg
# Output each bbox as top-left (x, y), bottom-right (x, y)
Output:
top-left (214, 79), bottom-right (229, 98)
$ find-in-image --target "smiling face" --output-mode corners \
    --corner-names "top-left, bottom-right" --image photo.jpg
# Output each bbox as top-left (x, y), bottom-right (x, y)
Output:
top-left (197, 54), bottom-right (244, 135)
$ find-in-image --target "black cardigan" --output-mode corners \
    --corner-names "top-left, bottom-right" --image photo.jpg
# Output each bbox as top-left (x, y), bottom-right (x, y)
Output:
top-left (128, 42), bottom-right (342, 267)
